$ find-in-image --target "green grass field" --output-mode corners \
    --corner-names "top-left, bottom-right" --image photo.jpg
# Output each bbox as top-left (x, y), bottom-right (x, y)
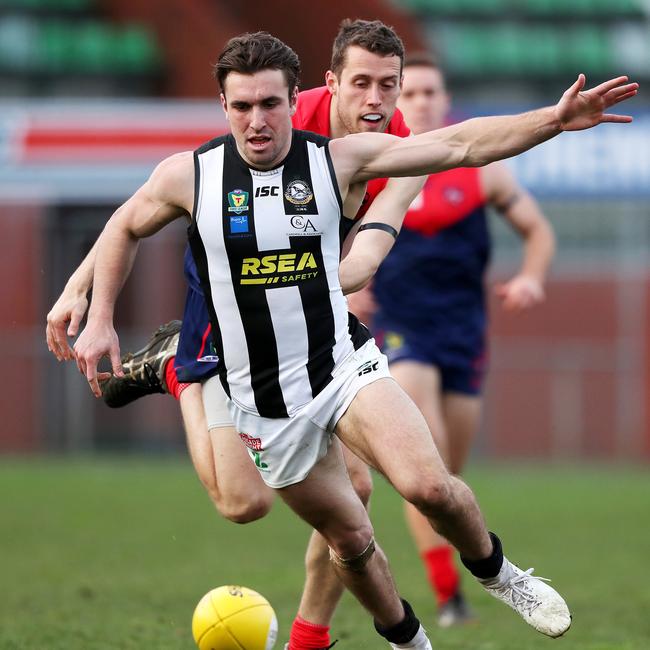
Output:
top-left (1, 458), bottom-right (648, 649)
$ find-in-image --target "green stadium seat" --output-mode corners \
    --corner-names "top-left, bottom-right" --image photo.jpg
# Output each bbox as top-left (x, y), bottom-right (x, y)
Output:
top-left (74, 22), bottom-right (115, 73)
top-left (115, 25), bottom-right (161, 74)
top-left (564, 27), bottom-right (611, 73)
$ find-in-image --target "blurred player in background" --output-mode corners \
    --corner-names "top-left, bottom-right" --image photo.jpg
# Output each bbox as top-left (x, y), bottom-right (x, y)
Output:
top-left (347, 53), bottom-right (555, 627)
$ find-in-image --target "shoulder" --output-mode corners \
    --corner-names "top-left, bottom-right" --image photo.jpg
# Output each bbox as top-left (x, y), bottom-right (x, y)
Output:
top-left (294, 86), bottom-right (331, 133)
top-left (147, 151), bottom-right (194, 209)
top-left (196, 133), bottom-right (231, 156)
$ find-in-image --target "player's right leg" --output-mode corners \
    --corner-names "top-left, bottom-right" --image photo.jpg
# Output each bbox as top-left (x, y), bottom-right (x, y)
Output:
top-left (278, 439), bottom-right (432, 649)
top-left (187, 377), bottom-right (274, 523)
top-left (289, 444), bottom-right (372, 647)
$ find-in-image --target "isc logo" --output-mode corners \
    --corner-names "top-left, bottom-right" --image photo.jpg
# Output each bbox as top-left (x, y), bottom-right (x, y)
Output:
top-left (357, 361), bottom-right (379, 376)
top-left (255, 186), bottom-right (279, 197)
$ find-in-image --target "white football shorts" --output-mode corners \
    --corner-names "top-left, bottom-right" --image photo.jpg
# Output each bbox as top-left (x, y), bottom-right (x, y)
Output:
top-left (226, 339), bottom-right (390, 489)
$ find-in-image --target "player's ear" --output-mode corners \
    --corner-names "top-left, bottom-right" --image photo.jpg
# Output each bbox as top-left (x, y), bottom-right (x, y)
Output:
top-left (220, 93), bottom-right (228, 119)
top-left (289, 86), bottom-right (299, 116)
top-left (325, 70), bottom-right (338, 95)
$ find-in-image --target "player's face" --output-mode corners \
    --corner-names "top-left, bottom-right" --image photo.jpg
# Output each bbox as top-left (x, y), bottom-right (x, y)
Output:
top-left (397, 65), bottom-right (450, 135)
top-left (221, 69), bottom-right (297, 169)
top-left (327, 45), bottom-right (402, 136)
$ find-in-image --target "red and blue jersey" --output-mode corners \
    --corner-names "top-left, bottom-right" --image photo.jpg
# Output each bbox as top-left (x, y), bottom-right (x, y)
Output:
top-left (373, 166), bottom-right (490, 367)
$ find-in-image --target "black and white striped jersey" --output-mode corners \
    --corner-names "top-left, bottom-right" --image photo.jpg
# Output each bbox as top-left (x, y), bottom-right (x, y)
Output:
top-left (188, 130), bottom-right (370, 418)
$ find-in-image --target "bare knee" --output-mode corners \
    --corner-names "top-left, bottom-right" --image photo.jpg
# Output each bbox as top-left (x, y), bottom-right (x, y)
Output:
top-left (211, 489), bottom-right (273, 524)
top-left (326, 522), bottom-right (374, 559)
top-left (400, 474), bottom-right (453, 517)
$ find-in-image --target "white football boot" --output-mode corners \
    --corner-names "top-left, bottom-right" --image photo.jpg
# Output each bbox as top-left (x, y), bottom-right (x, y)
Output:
top-left (389, 625), bottom-right (432, 649)
top-left (478, 558), bottom-right (571, 637)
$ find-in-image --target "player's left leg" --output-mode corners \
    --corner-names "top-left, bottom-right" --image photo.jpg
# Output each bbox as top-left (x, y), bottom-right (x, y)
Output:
top-left (288, 445), bottom-right (373, 649)
top-left (337, 375), bottom-right (571, 638)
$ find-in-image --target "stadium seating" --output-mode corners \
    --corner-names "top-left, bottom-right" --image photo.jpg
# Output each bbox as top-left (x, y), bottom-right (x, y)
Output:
top-left (396, 0), bottom-right (648, 83)
top-left (0, 0), bottom-right (162, 94)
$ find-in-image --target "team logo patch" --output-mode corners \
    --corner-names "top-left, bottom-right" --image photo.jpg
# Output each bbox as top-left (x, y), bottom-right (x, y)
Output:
top-left (443, 186), bottom-right (465, 205)
top-left (228, 188), bottom-right (250, 214)
top-left (285, 179), bottom-right (313, 206)
top-left (239, 433), bottom-right (263, 451)
top-left (230, 215), bottom-right (249, 233)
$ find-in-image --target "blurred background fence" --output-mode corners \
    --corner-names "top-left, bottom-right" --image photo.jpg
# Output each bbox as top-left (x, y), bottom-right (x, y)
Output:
top-left (0, 0), bottom-right (649, 459)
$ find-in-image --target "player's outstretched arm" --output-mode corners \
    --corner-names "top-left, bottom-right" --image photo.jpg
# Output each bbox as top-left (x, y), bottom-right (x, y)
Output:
top-left (339, 175), bottom-right (425, 294)
top-left (46, 239), bottom-right (99, 362)
top-left (332, 75), bottom-right (638, 184)
top-left (484, 162), bottom-right (556, 311)
top-left (73, 151), bottom-right (193, 397)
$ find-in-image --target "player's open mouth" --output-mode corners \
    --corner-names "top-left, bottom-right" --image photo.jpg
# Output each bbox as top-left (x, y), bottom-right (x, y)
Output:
top-left (248, 136), bottom-right (271, 149)
top-left (361, 114), bottom-right (383, 123)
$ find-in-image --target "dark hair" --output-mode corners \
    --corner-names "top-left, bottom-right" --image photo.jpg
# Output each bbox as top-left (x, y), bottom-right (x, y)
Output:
top-left (404, 51), bottom-right (443, 72)
top-left (330, 19), bottom-right (405, 77)
top-left (214, 32), bottom-right (301, 97)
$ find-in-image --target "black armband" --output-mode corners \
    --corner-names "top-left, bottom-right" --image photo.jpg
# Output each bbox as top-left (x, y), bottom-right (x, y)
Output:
top-left (357, 222), bottom-right (398, 239)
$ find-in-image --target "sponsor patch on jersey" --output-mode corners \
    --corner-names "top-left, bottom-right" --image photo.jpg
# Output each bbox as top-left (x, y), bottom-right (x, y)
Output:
top-left (239, 250), bottom-right (320, 286)
top-left (289, 215), bottom-right (320, 235)
top-left (230, 215), bottom-right (249, 233)
top-left (285, 179), bottom-right (313, 206)
top-left (228, 189), bottom-right (249, 214)
top-left (239, 433), bottom-right (263, 451)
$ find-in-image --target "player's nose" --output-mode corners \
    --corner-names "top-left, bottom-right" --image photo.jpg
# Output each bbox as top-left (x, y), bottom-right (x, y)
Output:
top-left (249, 106), bottom-right (266, 130)
top-left (366, 84), bottom-right (382, 106)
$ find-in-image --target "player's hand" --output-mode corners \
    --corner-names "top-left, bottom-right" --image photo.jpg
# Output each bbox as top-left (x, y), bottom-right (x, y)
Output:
top-left (73, 318), bottom-right (124, 397)
top-left (495, 274), bottom-right (545, 312)
top-left (46, 289), bottom-right (89, 361)
top-left (556, 74), bottom-right (638, 131)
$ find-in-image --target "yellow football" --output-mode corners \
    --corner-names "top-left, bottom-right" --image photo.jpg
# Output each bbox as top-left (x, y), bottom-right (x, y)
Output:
top-left (192, 585), bottom-right (278, 650)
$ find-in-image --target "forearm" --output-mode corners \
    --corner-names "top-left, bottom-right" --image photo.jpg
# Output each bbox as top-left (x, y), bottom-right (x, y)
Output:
top-left (518, 219), bottom-right (555, 283)
top-left (340, 244), bottom-right (387, 294)
top-left (87, 216), bottom-right (140, 322)
top-left (442, 107), bottom-right (561, 168)
top-left (64, 239), bottom-right (99, 295)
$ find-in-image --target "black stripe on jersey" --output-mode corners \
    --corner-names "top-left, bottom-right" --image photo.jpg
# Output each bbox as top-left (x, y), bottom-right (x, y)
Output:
top-left (290, 235), bottom-right (336, 397)
top-left (323, 139), bottom-right (343, 215)
top-left (282, 131), bottom-right (319, 216)
top-left (222, 138), bottom-right (288, 418)
top-left (339, 215), bottom-right (356, 253)
top-left (348, 312), bottom-right (372, 351)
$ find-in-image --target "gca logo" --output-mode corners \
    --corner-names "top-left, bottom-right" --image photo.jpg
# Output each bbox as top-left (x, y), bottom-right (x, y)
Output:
top-left (290, 216), bottom-right (317, 232)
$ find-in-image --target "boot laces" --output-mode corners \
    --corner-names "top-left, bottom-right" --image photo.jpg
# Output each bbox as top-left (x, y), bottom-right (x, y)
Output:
top-left (497, 568), bottom-right (550, 615)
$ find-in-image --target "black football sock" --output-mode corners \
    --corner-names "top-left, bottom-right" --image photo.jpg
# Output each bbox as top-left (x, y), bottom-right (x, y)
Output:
top-left (461, 531), bottom-right (504, 580)
top-left (374, 599), bottom-right (420, 645)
